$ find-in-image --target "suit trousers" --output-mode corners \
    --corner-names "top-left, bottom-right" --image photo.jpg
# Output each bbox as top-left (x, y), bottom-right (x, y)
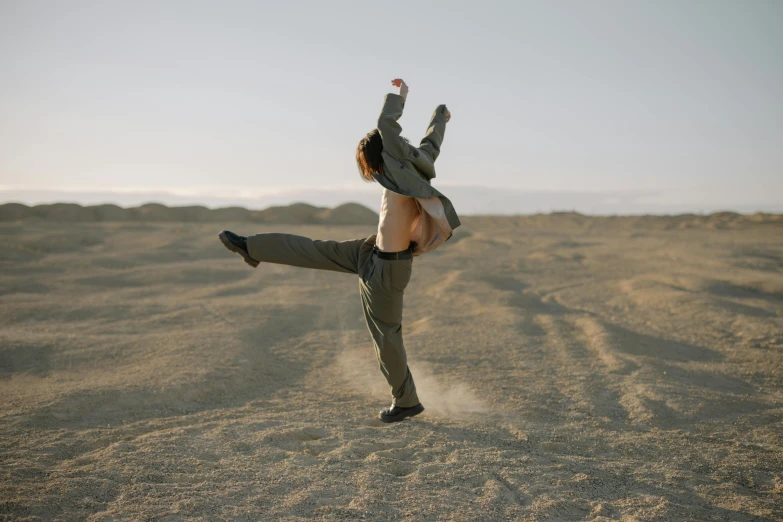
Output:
top-left (246, 232), bottom-right (419, 408)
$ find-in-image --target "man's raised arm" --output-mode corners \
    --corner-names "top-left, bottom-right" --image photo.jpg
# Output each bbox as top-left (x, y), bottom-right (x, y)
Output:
top-left (419, 105), bottom-right (450, 163)
top-left (376, 78), bottom-right (410, 159)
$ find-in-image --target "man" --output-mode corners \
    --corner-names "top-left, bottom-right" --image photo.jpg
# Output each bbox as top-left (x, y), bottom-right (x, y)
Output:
top-left (219, 78), bottom-right (459, 422)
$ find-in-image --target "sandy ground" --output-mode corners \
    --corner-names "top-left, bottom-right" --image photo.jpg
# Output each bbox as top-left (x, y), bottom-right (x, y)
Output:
top-left (1, 217), bottom-right (782, 521)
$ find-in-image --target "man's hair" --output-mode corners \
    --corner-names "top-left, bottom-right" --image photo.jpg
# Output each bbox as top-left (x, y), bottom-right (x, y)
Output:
top-left (356, 129), bottom-right (410, 182)
top-left (356, 129), bottom-right (384, 182)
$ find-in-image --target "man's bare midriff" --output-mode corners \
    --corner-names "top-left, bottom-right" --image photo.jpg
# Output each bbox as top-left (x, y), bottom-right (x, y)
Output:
top-left (377, 188), bottom-right (422, 252)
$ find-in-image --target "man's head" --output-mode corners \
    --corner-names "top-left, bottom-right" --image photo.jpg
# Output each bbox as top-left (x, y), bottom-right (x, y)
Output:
top-left (356, 129), bottom-right (384, 182)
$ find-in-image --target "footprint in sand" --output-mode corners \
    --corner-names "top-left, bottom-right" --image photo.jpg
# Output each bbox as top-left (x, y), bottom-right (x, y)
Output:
top-left (283, 427), bottom-right (330, 441)
top-left (366, 453), bottom-right (415, 477)
top-left (263, 427), bottom-right (331, 452)
top-left (373, 448), bottom-right (414, 461)
top-left (539, 441), bottom-right (567, 452)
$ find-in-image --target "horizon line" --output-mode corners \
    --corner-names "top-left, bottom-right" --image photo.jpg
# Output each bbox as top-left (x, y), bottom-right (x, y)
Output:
top-left (1, 185), bottom-right (781, 216)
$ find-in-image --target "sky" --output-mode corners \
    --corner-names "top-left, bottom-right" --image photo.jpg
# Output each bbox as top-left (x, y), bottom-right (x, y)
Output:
top-left (1, 0), bottom-right (781, 213)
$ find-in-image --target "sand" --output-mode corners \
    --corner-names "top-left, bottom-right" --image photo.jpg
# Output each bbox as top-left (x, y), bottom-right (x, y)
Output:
top-left (1, 215), bottom-right (782, 520)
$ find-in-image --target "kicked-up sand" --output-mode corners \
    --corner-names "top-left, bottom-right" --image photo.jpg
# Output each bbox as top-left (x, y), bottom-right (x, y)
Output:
top-left (1, 215), bottom-right (782, 520)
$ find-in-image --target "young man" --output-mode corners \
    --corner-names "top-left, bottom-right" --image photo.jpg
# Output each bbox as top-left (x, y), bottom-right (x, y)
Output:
top-left (219, 79), bottom-right (460, 422)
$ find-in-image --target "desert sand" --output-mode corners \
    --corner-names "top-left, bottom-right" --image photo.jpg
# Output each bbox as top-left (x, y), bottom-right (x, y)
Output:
top-left (1, 208), bottom-right (782, 520)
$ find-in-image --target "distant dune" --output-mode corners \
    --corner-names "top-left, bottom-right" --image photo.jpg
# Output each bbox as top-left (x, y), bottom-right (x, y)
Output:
top-left (0, 201), bottom-right (380, 225)
top-left (0, 202), bottom-right (781, 230)
top-left (3, 186), bottom-right (782, 216)
top-left (465, 210), bottom-right (783, 230)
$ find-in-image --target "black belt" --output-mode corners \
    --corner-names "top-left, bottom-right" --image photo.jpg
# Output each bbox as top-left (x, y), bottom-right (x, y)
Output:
top-left (374, 244), bottom-right (414, 260)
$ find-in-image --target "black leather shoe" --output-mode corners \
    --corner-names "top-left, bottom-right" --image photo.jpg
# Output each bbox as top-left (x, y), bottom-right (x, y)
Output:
top-left (379, 403), bottom-right (425, 423)
top-left (218, 230), bottom-right (259, 267)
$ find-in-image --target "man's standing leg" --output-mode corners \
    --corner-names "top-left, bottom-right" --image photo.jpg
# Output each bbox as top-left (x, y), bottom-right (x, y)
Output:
top-left (359, 253), bottom-right (422, 421)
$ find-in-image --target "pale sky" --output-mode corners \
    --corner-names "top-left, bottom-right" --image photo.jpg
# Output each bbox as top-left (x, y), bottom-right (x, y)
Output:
top-left (1, 0), bottom-right (781, 212)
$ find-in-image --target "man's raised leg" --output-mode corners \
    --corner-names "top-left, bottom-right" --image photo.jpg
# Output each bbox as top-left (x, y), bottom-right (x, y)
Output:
top-left (220, 231), bottom-right (365, 274)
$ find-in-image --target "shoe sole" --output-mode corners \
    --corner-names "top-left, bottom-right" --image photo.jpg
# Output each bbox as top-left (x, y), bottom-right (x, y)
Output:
top-left (379, 403), bottom-right (425, 423)
top-left (218, 232), bottom-right (259, 268)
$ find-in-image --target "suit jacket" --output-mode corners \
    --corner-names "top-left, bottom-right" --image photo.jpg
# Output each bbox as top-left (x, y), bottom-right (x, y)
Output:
top-left (374, 93), bottom-right (461, 256)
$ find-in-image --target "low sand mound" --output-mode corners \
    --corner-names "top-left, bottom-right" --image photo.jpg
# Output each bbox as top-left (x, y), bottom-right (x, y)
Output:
top-left (0, 203), bottom-right (34, 220)
top-left (33, 203), bottom-right (98, 221)
top-left (250, 202), bottom-right (326, 224)
top-left (129, 203), bottom-right (173, 221)
top-left (315, 203), bottom-right (379, 225)
top-left (129, 203), bottom-right (211, 222)
top-left (655, 212), bottom-right (783, 230)
top-left (745, 212), bottom-right (783, 225)
top-left (210, 206), bottom-right (253, 222)
top-left (161, 205), bottom-right (212, 222)
top-left (91, 204), bottom-right (131, 221)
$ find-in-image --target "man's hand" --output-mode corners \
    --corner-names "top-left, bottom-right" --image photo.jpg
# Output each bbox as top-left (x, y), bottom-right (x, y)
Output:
top-left (445, 110), bottom-right (451, 123)
top-left (391, 78), bottom-right (408, 100)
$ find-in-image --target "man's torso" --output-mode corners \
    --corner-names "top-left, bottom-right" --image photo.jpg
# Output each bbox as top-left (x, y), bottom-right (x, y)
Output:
top-left (377, 188), bottom-right (422, 252)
